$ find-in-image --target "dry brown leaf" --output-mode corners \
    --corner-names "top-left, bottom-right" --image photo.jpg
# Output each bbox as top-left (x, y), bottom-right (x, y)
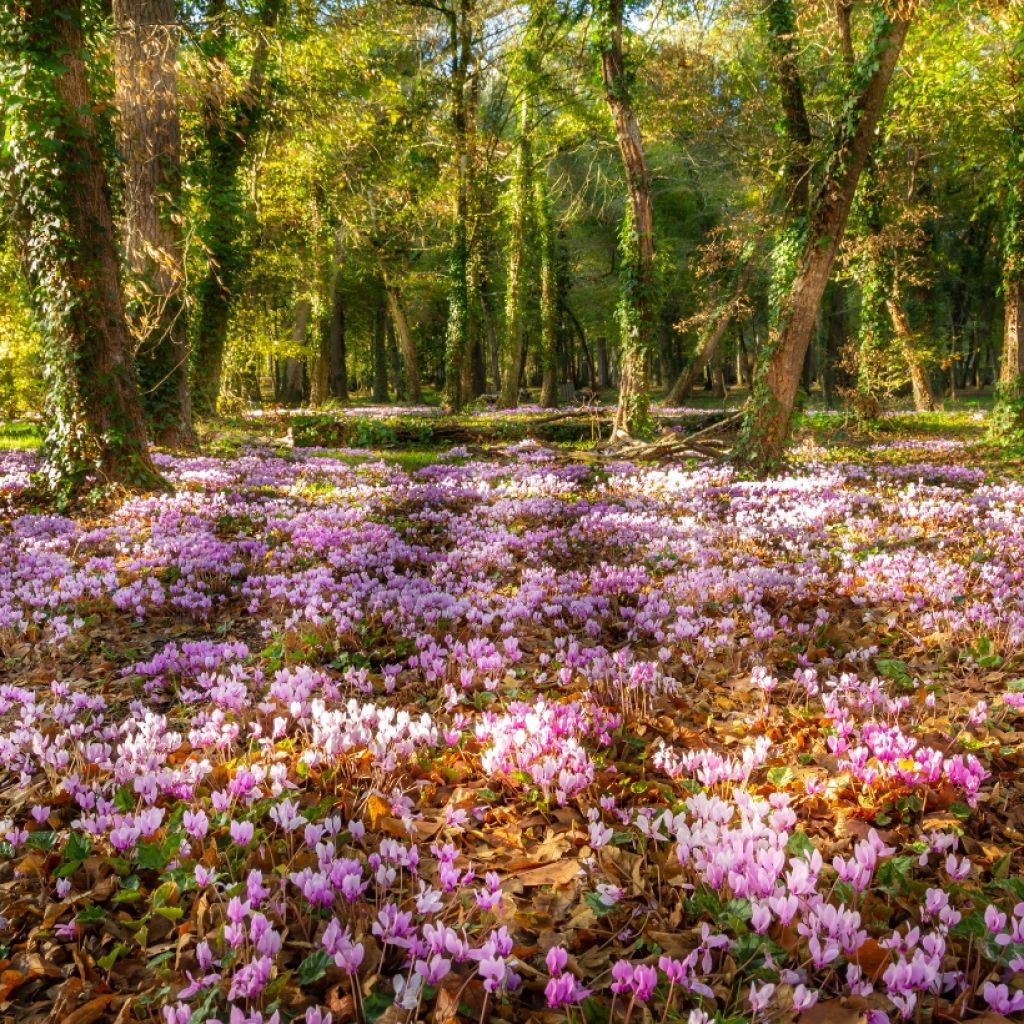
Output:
top-left (798, 997), bottom-right (869, 1024)
top-left (59, 995), bottom-right (117, 1024)
top-left (513, 858), bottom-right (580, 888)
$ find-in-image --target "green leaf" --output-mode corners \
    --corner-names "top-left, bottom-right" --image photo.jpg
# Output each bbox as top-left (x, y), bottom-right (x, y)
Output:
top-left (98, 942), bottom-right (130, 971)
top-left (767, 766), bottom-right (794, 786)
top-left (787, 830), bottom-right (816, 859)
top-left (584, 890), bottom-right (617, 918)
top-left (297, 949), bottom-right (332, 986)
top-left (65, 832), bottom-right (92, 862)
top-left (135, 841), bottom-right (168, 870)
top-left (75, 905), bottom-right (106, 925)
top-left (26, 830), bottom-right (55, 851)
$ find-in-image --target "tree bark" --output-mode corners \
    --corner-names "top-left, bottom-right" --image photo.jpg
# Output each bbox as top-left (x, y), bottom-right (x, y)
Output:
top-left (112, 0), bottom-right (195, 449)
top-left (499, 93), bottom-right (533, 409)
top-left (1, 0), bottom-right (168, 496)
top-left (442, 0), bottom-right (474, 412)
top-left (765, 0), bottom-right (813, 214)
top-left (599, 0), bottom-right (657, 438)
top-left (739, 7), bottom-right (915, 466)
top-left (999, 7), bottom-right (1024, 411)
top-left (281, 299), bottom-right (310, 406)
top-left (372, 293), bottom-right (389, 402)
top-left (1003, 277), bottom-right (1024, 395)
top-left (887, 294), bottom-right (935, 411)
top-left (385, 286), bottom-right (424, 403)
top-left (191, 0), bottom-right (280, 417)
top-left (327, 230), bottom-right (348, 401)
top-left (536, 168), bottom-right (560, 408)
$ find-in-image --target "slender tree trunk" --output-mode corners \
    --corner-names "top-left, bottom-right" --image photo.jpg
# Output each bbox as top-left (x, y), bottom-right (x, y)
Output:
top-left (0, 0), bottom-right (168, 496)
top-left (536, 168), bottom-right (560, 408)
top-left (1003, 277), bottom-right (1024, 395)
top-left (480, 284), bottom-right (501, 394)
top-left (887, 293), bottom-right (935, 411)
top-left (327, 230), bottom-right (348, 401)
top-left (668, 260), bottom-right (753, 405)
top-left (280, 299), bottom-right (310, 406)
top-left (998, 7), bottom-right (1024, 428)
top-left (386, 314), bottom-right (404, 400)
top-left (372, 294), bottom-right (389, 402)
top-left (738, 8), bottom-right (915, 466)
top-left (311, 310), bottom-right (330, 408)
top-left (443, 0), bottom-right (474, 411)
top-left (597, 336), bottom-right (611, 388)
top-left (112, 0), bottom-right (195, 449)
top-left (598, 0), bottom-right (657, 438)
top-left (765, 0), bottom-right (813, 215)
top-left (191, 0), bottom-right (280, 417)
top-left (499, 93), bottom-right (533, 409)
top-left (385, 286), bottom-right (423, 404)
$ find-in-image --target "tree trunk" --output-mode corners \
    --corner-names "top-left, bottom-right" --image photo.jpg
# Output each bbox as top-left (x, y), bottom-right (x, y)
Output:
top-left (668, 259), bottom-right (753, 405)
top-left (372, 294), bottom-right (389, 402)
top-left (191, 0), bottom-right (280, 417)
top-left (480, 283), bottom-right (501, 394)
top-left (597, 336), bottom-right (611, 388)
top-left (112, 0), bottom-right (195, 449)
top-left (327, 230), bottom-right (348, 401)
top-left (311, 310), bottom-right (330, 408)
top-left (711, 347), bottom-right (727, 399)
top-left (765, 0), bottom-right (813, 214)
top-left (738, 8), bottom-right (915, 466)
top-left (0, 0), bottom-right (168, 496)
top-left (887, 294), bottom-right (935, 411)
top-left (385, 286), bottom-right (423, 404)
top-left (999, 7), bottom-right (1024, 421)
top-left (443, 0), bottom-right (474, 412)
top-left (536, 166), bottom-right (559, 408)
top-left (599, 0), bottom-right (657, 438)
top-left (281, 299), bottom-right (310, 406)
top-left (499, 93), bottom-right (533, 409)
top-left (386, 314), bottom-right (405, 401)
top-left (1002, 277), bottom-right (1024, 396)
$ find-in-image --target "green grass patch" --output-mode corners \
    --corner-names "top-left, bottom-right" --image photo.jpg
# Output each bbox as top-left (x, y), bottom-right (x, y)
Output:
top-left (0, 420), bottom-right (41, 449)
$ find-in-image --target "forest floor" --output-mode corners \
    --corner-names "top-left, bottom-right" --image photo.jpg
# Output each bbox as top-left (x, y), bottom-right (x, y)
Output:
top-left (1, 401), bottom-right (1023, 1024)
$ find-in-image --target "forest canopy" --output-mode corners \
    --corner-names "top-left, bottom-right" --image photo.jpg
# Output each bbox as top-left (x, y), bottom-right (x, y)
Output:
top-left (0, 0), bottom-right (1020, 485)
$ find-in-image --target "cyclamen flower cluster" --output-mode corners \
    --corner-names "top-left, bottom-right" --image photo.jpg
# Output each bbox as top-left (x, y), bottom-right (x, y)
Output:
top-left (1, 437), bottom-right (1022, 1023)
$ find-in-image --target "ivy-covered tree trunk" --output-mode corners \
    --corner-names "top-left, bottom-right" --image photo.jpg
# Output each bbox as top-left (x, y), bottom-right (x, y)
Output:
top-left (442, 0), bottom-right (474, 412)
top-left (997, 9), bottom-right (1024, 435)
top-left (385, 286), bottom-right (423, 404)
top-left (191, 0), bottom-right (280, 417)
top-left (598, 0), bottom-right (657, 439)
top-left (738, 7), bottom-right (915, 467)
top-left (499, 94), bottom-right (533, 410)
top-left (112, 0), bottom-right (195, 449)
top-left (536, 166), bottom-right (559, 409)
top-left (887, 288), bottom-right (935, 412)
top-left (0, 0), bottom-right (168, 497)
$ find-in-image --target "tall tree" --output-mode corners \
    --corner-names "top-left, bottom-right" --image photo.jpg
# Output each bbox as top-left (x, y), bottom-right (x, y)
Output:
top-left (596, 0), bottom-right (657, 439)
top-left (997, 3), bottom-right (1024, 434)
top-left (0, 0), bottom-right (168, 498)
top-left (113, 0), bottom-right (195, 449)
top-left (535, 164), bottom-right (560, 408)
top-left (738, 4), bottom-right (917, 466)
top-left (499, 93), bottom-right (534, 409)
top-left (191, 0), bottom-right (281, 417)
